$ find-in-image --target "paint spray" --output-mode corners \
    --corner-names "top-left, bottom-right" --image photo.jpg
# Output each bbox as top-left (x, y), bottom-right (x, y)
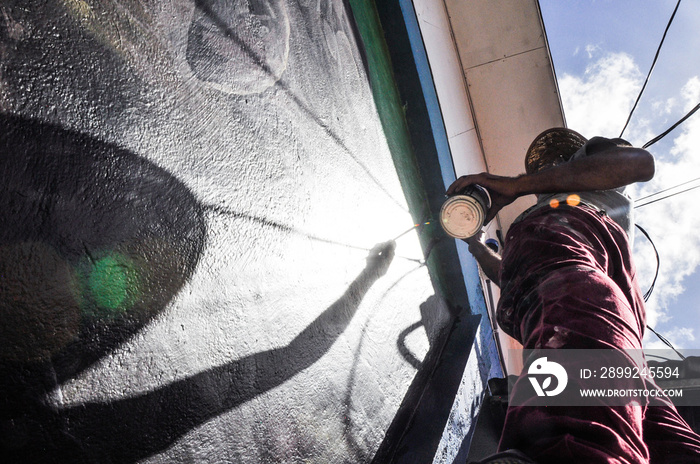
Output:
top-left (440, 185), bottom-right (491, 239)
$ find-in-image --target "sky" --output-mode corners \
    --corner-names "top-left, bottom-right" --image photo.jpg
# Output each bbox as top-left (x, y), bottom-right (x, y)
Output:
top-left (539, 0), bottom-right (700, 355)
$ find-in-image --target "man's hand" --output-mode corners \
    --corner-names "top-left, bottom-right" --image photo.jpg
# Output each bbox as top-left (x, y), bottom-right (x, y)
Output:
top-left (460, 229), bottom-right (502, 286)
top-left (446, 172), bottom-right (522, 224)
top-left (463, 230), bottom-right (486, 255)
top-left (365, 240), bottom-right (396, 277)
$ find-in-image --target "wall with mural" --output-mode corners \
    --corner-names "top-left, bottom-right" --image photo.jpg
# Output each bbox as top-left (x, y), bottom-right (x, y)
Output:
top-left (0, 0), bottom-right (458, 462)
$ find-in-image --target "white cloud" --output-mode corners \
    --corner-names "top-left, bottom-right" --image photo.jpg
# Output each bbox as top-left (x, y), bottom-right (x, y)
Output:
top-left (585, 44), bottom-right (600, 59)
top-left (559, 51), bottom-right (646, 139)
top-left (681, 76), bottom-right (700, 107)
top-left (644, 326), bottom-right (696, 351)
top-left (557, 51), bottom-right (700, 343)
top-left (633, 76), bottom-right (700, 334)
top-left (651, 97), bottom-right (677, 116)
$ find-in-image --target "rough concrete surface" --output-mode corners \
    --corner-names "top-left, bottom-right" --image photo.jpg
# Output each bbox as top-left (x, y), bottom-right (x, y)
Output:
top-left (0, 1), bottom-right (453, 463)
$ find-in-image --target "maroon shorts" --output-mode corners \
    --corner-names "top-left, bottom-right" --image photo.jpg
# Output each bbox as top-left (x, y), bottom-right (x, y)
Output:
top-left (496, 205), bottom-right (700, 463)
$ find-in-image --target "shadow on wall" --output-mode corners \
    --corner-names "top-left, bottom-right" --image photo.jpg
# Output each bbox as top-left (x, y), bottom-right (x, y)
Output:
top-left (0, 113), bottom-right (398, 462)
top-left (0, 113), bottom-right (205, 461)
top-left (0, 113), bottom-right (207, 375)
top-left (61, 241), bottom-right (396, 464)
top-left (397, 295), bottom-right (451, 369)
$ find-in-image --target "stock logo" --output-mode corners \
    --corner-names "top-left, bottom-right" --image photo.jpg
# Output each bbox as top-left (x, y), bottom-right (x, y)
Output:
top-left (527, 357), bottom-right (568, 397)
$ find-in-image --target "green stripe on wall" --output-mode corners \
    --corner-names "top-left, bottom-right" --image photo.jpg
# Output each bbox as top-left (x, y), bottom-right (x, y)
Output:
top-left (347, 0), bottom-right (458, 305)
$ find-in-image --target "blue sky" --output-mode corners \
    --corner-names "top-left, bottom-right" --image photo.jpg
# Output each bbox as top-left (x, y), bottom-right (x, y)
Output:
top-left (540, 0), bottom-right (700, 353)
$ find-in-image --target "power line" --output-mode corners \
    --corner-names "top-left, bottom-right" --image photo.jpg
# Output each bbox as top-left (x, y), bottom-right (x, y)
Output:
top-left (635, 176), bottom-right (700, 202)
top-left (619, 0), bottom-right (682, 138)
top-left (646, 325), bottom-right (686, 360)
top-left (635, 224), bottom-right (685, 360)
top-left (635, 224), bottom-right (659, 303)
top-left (643, 102), bottom-right (700, 149)
top-left (616, 0), bottom-right (700, 150)
top-left (614, 0), bottom-right (689, 365)
top-left (635, 183), bottom-right (700, 208)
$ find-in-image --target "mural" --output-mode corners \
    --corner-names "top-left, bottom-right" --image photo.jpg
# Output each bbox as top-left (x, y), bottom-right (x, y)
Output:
top-left (0, 1), bottom-right (452, 462)
top-left (187, 0), bottom-right (291, 94)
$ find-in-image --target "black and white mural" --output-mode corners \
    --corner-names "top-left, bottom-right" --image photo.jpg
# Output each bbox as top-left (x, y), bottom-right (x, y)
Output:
top-left (0, 1), bottom-right (452, 462)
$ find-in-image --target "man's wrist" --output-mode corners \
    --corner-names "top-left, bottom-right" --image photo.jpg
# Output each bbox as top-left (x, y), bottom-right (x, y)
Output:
top-left (468, 240), bottom-right (489, 257)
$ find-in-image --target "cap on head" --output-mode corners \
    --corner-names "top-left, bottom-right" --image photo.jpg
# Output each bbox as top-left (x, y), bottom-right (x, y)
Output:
top-left (525, 127), bottom-right (588, 174)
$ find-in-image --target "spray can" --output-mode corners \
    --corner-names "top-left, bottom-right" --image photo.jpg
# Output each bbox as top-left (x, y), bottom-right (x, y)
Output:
top-left (440, 185), bottom-right (491, 239)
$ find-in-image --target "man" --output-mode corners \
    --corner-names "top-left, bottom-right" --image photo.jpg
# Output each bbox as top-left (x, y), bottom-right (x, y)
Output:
top-left (446, 128), bottom-right (700, 464)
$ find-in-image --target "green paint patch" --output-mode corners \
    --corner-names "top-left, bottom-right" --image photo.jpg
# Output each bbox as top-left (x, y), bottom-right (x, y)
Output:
top-left (79, 253), bottom-right (140, 318)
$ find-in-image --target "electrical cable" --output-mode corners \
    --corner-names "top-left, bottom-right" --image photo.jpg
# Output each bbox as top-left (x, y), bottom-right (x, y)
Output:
top-left (643, 102), bottom-right (700, 149)
top-left (635, 182), bottom-right (700, 209)
top-left (635, 224), bottom-right (659, 303)
top-left (635, 224), bottom-right (687, 359)
top-left (647, 325), bottom-right (686, 360)
top-left (635, 223), bottom-right (686, 360)
top-left (614, 0), bottom-right (698, 149)
top-left (623, 3), bottom-right (697, 356)
top-left (619, 0), bottom-right (682, 138)
top-left (635, 175), bottom-right (700, 202)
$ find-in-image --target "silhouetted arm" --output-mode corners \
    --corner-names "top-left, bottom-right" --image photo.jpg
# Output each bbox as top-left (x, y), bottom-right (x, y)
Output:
top-left (63, 241), bottom-right (397, 463)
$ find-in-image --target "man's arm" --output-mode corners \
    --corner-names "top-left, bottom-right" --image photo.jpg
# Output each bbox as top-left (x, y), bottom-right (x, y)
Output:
top-left (446, 141), bottom-right (655, 223)
top-left (515, 140), bottom-right (654, 196)
top-left (464, 232), bottom-right (502, 287)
